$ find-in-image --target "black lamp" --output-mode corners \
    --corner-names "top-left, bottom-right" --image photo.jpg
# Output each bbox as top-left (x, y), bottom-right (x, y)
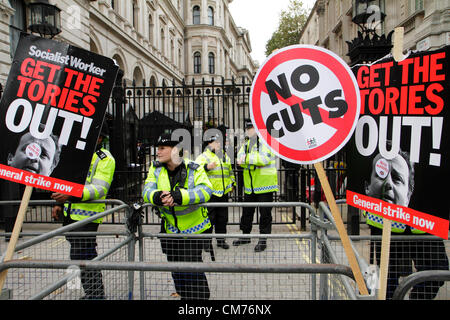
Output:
top-left (28, 0), bottom-right (61, 38)
top-left (346, 0), bottom-right (393, 66)
top-left (352, 0), bottom-right (385, 32)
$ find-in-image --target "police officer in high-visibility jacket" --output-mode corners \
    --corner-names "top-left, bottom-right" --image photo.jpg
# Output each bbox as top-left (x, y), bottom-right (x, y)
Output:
top-left (233, 119), bottom-right (278, 252)
top-left (143, 132), bottom-right (213, 300)
top-left (196, 133), bottom-right (235, 249)
top-left (51, 124), bottom-right (115, 300)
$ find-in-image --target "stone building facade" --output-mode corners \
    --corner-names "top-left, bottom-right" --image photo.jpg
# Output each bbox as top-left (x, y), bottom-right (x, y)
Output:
top-left (0, 0), bottom-right (257, 87)
top-left (299, 0), bottom-right (450, 64)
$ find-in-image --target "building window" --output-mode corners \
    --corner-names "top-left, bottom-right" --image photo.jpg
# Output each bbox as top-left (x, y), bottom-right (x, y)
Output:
top-left (193, 5), bottom-right (200, 24)
top-left (195, 98), bottom-right (202, 118)
top-left (9, 0), bottom-right (26, 58)
top-left (409, 0), bottom-right (424, 14)
top-left (208, 99), bottom-right (215, 120)
top-left (208, 52), bottom-right (215, 74)
top-left (208, 6), bottom-right (214, 26)
top-left (133, 0), bottom-right (139, 30)
top-left (148, 14), bottom-right (153, 44)
top-left (194, 51), bottom-right (201, 74)
top-left (161, 28), bottom-right (165, 54)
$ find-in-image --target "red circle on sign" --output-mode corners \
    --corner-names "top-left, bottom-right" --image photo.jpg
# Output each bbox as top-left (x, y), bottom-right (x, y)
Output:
top-left (250, 45), bottom-right (360, 164)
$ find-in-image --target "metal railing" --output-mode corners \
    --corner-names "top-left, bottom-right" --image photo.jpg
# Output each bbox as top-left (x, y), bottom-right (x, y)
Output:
top-left (0, 200), bottom-right (448, 300)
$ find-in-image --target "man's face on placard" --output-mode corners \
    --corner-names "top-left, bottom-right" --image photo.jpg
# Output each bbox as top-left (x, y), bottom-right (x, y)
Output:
top-left (365, 153), bottom-right (412, 207)
top-left (8, 133), bottom-right (58, 176)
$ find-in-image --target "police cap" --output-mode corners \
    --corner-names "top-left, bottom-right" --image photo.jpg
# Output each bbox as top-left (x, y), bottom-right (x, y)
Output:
top-left (156, 133), bottom-right (179, 147)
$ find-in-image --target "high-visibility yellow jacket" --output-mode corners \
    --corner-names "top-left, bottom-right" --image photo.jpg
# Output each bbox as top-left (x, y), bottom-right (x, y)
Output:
top-left (64, 148), bottom-right (116, 224)
top-left (195, 147), bottom-right (235, 197)
top-left (142, 160), bottom-right (213, 234)
top-left (365, 211), bottom-right (425, 234)
top-left (237, 138), bottom-right (278, 194)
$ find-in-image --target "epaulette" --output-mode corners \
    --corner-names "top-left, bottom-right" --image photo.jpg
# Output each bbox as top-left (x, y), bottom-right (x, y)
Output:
top-left (187, 161), bottom-right (200, 170)
top-left (96, 149), bottom-right (107, 160)
top-left (152, 160), bottom-right (163, 167)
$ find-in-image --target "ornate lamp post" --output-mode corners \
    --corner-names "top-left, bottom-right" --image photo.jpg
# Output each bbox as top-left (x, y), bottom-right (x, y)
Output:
top-left (346, 0), bottom-right (393, 234)
top-left (28, 0), bottom-right (61, 38)
top-left (346, 0), bottom-right (393, 66)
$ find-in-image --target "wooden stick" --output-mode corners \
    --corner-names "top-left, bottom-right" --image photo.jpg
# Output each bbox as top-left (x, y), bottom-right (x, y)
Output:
top-left (377, 26), bottom-right (404, 300)
top-left (314, 162), bottom-right (369, 295)
top-left (0, 185), bottom-right (33, 291)
top-left (378, 217), bottom-right (392, 299)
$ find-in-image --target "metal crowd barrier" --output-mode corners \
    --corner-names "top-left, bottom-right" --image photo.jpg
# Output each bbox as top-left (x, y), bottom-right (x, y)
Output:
top-left (0, 199), bottom-right (448, 300)
top-left (317, 200), bottom-right (450, 300)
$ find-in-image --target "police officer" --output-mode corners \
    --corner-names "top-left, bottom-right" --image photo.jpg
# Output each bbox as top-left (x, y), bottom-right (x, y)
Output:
top-left (196, 133), bottom-right (235, 249)
top-left (51, 124), bottom-right (116, 300)
top-left (233, 119), bottom-right (278, 252)
top-left (142, 132), bottom-right (213, 300)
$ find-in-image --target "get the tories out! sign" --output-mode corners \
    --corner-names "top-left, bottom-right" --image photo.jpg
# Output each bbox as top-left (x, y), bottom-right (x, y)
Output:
top-left (0, 33), bottom-right (118, 197)
top-left (346, 47), bottom-right (450, 239)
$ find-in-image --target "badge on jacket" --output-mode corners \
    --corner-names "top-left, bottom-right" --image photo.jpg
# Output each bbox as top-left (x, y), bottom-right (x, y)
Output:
top-left (96, 150), bottom-right (107, 160)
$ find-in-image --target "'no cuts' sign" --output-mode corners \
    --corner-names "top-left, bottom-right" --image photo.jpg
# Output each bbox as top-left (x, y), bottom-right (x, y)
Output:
top-left (250, 45), bottom-right (361, 164)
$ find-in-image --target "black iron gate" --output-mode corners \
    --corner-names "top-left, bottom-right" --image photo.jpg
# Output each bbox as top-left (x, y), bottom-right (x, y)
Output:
top-left (105, 73), bottom-right (349, 230)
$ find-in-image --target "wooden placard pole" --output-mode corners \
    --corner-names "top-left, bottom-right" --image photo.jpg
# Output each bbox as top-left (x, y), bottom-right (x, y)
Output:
top-left (0, 185), bottom-right (33, 291)
top-left (314, 162), bottom-right (369, 296)
top-left (377, 26), bottom-right (405, 300)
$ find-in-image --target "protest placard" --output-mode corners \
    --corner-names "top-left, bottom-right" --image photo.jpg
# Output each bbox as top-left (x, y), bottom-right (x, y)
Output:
top-left (0, 33), bottom-right (118, 197)
top-left (250, 44), bottom-right (368, 295)
top-left (0, 33), bottom-right (118, 291)
top-left (346, 44), bottom-right (450, 239)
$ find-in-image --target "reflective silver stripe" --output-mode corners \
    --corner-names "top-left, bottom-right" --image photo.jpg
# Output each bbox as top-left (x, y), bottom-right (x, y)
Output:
top-left (154, 167), bottom-right (163, 180)
top-left (187, 169), bottom-right (195, 188)
top-left (196, 188), bottom-right (206, 202)
top-left (144, 182), bottom-right (157, 190)
top-left (91, 178), bottom-right (110, 189)
top-left (174, 205), bottom-right (200, 216)
top-left (259, 163), bottom-right (277, 169)
top-left (85, 184), bottom-right (96, 199)
top-left (161, 205), bottom-right (201, 216)
top-left (207, 168), bottom-right (223, 174)
top-left (85, 183), bottom-right (106, 199)
top-left (208, 174), bottom-right (231, 179)
top-left (188, 191), bottom-right (197, 203)
top-left (90, 157), bottom-right (101, 180)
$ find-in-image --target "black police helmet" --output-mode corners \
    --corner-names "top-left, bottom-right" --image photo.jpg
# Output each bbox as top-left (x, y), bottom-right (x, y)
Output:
top-left (156, 133), bottom-right (179, 147)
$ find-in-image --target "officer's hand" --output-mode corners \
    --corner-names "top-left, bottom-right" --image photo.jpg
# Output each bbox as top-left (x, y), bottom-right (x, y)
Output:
top-left (51, 206), bottom-right (62, 221)
top-left (51, 192), bottom-right (70, 203)
top-left (207, 162), bottom-right (217, 170)
top-left (161, 191), bottom-right (175, 207)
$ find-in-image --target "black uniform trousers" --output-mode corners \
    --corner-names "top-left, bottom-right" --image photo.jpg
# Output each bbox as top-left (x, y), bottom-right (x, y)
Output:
top-left (63, 214), bottom-right (105, 299)
top-left (240, 192), bottom-right (273, 234)
top-left (160, 224), bottom-right (212, 300)
top-left (208, 194), bottom-right (229, 239)
top-left (370, 226), bottom-right (449, 299)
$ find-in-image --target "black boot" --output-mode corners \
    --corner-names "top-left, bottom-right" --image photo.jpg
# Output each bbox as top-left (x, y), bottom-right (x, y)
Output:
top-left (232, 237), bottom-right (251, 246)
top-left (217, 239), bottom-right (230, 249)
top-left (254, 239), bottom-right (267, 252)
